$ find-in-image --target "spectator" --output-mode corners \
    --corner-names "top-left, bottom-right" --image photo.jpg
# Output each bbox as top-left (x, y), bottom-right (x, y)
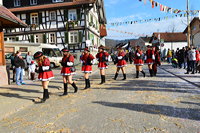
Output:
top-left (10, 53), bottom-right (16, 82)
top-left (167, 49), bottom-right (172, 64)
top-left (29, 60), bottom-right (36, 81)
top-left (185, 47), bottom-right (196, 74)
top-left (14, 51), bottom-right (26, 85)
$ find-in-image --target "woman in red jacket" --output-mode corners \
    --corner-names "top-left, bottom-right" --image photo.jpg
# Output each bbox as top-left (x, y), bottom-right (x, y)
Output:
top-left (80, 47), bottom-right (95, 89)
top-left (113, 47), bottom-right (127, 80)
top-left (195, 48), bottom-right (200, 73)
top-left (60, 48), bottom-right (78, 96)
top-left (96, 45), bottom-right (109, 84)
top-left (145, 45), bottom-right (155, 77)
top-left (134, 46), bottom-right (145, 78)
top-left (34, 51), bottom-right (54, 103)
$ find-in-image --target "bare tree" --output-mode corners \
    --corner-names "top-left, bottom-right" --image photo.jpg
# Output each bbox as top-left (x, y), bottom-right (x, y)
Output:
top-left (168, 22), bottom-right (177, 33)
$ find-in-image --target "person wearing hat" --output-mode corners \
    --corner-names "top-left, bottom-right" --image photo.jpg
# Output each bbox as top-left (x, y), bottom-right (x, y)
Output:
top-left (144, 45), bottom-right (155, 77)
top-left (113, 47), bottom-right (127, 80)
top-left (152, 46), bottom-right (161, 76)
top-left (60, 48), bottom-right (78, 95)
top-left (29, 60), bottom-right (36, 81)
top-left (134, 46), bottom-right (145, 78)
top-left (96, 45), bottom-right (110, 84)
top-left (33, 51), bottom-right (54, 103)
top-left (80, 47), bottom-right (95, 89)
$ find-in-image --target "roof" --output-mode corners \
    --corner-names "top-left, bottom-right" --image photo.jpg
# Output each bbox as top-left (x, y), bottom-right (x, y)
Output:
top-left (0, 5), bottom-right (27, 28)
top-left (183, 17), bottom-right (200, 34)
top-left (9, 0), bottom-right (96, 12)
top-left (151, 32), bottom-right (187, 42)
top-left (140, 37), bottom-right (152, 43)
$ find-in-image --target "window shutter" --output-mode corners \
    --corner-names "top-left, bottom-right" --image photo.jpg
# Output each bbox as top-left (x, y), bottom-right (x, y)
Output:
top-left (30, 35), bottom-right (34, 43)
top-left (79, 32), bottom-right (82, 43)
top-left (43, 34), bottom-right (47, 43)
top-left (77, 9), bottom-right (81, 20)
top-left (26, 13), bottom-right (30, 25)
top-left (65, 32), bottom-right (69, 44)
top-left (16, 37), bottom-right (19, 41)
top-left (39, 13), bottom-right (43, 24)
top-left (64, 9), bottom-right (68, 21)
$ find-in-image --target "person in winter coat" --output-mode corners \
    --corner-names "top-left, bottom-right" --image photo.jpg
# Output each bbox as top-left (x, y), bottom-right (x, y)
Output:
top-left (152, 47), bottom-right (161, 76)
top-left (26, 51), bottom-right (33, 79)
top-left (34, 51), bottom-right (54, 103)
top-left (60, 48), bottom-right (78, 95)
top-left (113, 47), bottom-right (127, 80)
top-left (134, 46), bottom-right (145, 78)
top-left (195, 48), bottom-right (200, 73)
top-left (185, 47), bottom-right (196, 74)
top-left (80, 47), bottom-right (95, 89)
top-left (29, 60), bottom-right (36, 81)
top-left (144, 45), bottom-right (155, 77)
top-left (96, 45), bottom-right (109, 84)
top-left (14, 51), bottom-right (26, 85)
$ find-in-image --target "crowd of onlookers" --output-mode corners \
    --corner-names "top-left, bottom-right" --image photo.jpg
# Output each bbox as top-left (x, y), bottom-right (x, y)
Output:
top-left (166, 46), bottom-right (200, 74)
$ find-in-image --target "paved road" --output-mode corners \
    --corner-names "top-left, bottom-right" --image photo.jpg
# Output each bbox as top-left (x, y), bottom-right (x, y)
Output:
top-left (0, 64), bottom-right (199, 133)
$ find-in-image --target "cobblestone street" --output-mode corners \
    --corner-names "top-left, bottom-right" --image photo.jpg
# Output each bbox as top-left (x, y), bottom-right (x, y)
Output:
top-left (0, 64), bottom-right (199, 133)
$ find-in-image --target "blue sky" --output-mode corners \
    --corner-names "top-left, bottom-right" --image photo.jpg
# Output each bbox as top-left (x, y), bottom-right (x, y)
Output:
top-left (104, 0), bottom-right (200, 40)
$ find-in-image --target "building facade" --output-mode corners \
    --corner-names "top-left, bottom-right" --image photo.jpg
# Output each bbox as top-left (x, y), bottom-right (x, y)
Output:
top-left (183, 17), bottom-right (200, 48)
top-left (3, 0), bottom-right (107, 52)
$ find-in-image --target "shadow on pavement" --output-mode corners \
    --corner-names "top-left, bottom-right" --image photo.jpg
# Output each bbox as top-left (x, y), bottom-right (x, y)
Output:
top-left (93, 101), bottom-right (200, 121)
top-left (0, 92), bottom-right (38, 101)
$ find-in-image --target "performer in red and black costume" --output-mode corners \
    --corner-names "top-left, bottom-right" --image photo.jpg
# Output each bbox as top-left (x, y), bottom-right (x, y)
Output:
top-left (134, 46), bottom-right (145, 78)
top-left (34, 51), bottom-right (54, 103)
top-left (60, 48), bottom-right (78, 96)
top-left (113, 47), bottom-right (127, 80)
top-left (80, 47), bottom-right (95, 89)
top-left (96, 45), bottom-right (109, 84)
top-left (145, 45), bottom-right (155, 77)
top-left (152, 46), bottom-right (161, 76)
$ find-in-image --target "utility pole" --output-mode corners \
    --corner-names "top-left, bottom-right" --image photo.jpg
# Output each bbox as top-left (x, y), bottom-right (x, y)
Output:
top-left (187, 0), bottom-right (191, 47)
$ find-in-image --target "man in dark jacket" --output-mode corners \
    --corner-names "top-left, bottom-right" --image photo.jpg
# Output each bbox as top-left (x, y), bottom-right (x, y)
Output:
top-left (14, 51), bottom-right (26, 85)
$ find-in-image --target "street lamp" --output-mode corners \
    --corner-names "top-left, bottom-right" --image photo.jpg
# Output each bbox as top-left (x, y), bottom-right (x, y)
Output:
top-left (187, 0), bottom-right (191, 48)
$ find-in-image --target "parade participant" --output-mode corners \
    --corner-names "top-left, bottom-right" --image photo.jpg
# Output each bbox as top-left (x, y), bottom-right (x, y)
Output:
top-left (96, 45), bottom-right (109, 84)
top-left (14, 51), bottom-right (26, 85)
top-left (134, 46), bottom-right (145, 78)
top-left (152, 47), bottom-right (161, 76)
top-left (145, 45), bottom-right (155, 77)
top-left (113, 47), bottom-right (127, 80)
top-left (34, 51), bottom-right (54, 102)
top-left (60, 48), bottom-right (78, 95)
top-left (80, 47), bottom-right (95, 89)
top-left (195, 47), bottom-right (200, 73)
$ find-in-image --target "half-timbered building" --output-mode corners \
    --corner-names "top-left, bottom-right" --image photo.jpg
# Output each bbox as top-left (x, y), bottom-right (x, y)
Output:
top-left (3, 0), bottom-right (107, 52)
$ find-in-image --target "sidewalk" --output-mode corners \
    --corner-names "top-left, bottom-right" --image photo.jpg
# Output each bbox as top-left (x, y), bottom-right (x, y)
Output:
top-left (159, 63), bottom-right (200, 87)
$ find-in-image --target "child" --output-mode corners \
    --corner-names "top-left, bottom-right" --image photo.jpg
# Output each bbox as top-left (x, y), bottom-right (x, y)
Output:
top-left (172, 58), bottom-right (178, 68)
top-left (29, 60), bottom-right (36, 81)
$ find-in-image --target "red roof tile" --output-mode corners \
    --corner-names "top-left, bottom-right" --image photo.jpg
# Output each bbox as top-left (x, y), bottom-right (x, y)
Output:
top-left (0, 5), bottom-right (27, 28)
top-left (152, 32), bottom-right (187, 42)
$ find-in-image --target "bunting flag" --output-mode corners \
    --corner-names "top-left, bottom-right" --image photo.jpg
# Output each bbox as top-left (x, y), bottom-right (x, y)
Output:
top-left (139, 0), bottom-right (200, 14)
top-left (108, 12), bottom-right (199, 26)
top-left (107, 28), bottom-right (149, 37)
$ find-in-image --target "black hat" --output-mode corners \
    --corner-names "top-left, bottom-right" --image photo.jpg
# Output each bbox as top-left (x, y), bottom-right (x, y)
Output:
top-left (98, 45), bottom-right (105, 50)
top-left (84, 47), bottom-right (90, 52)
top-left (62, 48), bottom-right (69, 52)
top-left (34, 51), bottom-right (43, 59)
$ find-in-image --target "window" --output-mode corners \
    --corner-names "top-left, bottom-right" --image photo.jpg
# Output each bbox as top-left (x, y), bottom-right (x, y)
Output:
top-left (35, 35), bottom-right (39, 43)
top-left (68, 10), bottom-right (77, 21)
top-left (30, 0), bottom-right (37, 5)
top-left (50, 11), bottom-right (56, 21)
top-left (49, 33), bottom-right (55, 43)
top-left (14, 0), bottom-right (21, 7)
top-left (52, 0), bottom-right (63, 3)
top-left (69, 31), bottom-right (78, 44)
top-left (31, 13), bottom-right (38, 24)
top-left (19, 47), bottom-right (28, 52)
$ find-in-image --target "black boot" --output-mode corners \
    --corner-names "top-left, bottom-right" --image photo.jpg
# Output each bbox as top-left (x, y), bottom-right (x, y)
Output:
top-left (88, 79), bottom-right (91, 88)
top-left (103, 75), bottom-right (106, 83)
top-left (149, 69), bottom-right (153, 77)
top-left (136, 71), bottom-right (139, 78)
top-left (113, 73), bottom-right (118, 80)
top-left (84, 79), bottom-right (89, 90)
top-left (42, 89), bottom-right (49, 102)
top-left (62, 83), bottom-right (68, 96)
top-left (71, 82), bottom-right (78, 93)
top-left (100, 75), bottom-right (104, 84)
top-left (122, 74), bottom-right (126, 80)
top-left (141, 70), bottom-right (146, 77)
top-left (154, 70), bottom-right (157, 76)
